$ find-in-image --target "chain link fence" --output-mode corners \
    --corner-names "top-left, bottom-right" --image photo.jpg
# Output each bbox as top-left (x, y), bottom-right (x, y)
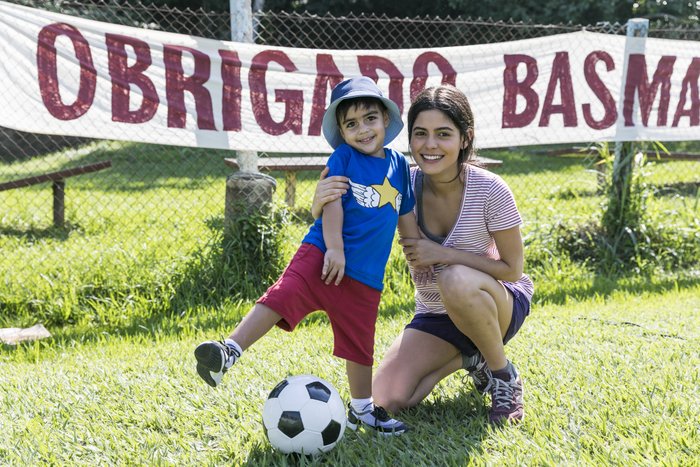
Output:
top-left (1, 0), bottom-right (699, 322)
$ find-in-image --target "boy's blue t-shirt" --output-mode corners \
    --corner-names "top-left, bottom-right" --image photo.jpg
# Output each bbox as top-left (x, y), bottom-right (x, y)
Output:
top-left (302, 144), bottom-right (415, 291)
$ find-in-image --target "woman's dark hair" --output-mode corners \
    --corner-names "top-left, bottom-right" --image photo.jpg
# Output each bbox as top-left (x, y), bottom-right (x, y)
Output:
top-left (407, 85), bottom-right (476, 169)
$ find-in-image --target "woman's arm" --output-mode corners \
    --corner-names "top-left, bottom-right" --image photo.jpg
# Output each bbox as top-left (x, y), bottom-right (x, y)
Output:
top-left (399, 226), bottom-right (524, 282)
top-left (311, 167), bottom-right (350, 219)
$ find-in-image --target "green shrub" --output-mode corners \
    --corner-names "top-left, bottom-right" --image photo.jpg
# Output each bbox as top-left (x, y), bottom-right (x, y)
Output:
top-left (171, 203), bottom-right (290, 307)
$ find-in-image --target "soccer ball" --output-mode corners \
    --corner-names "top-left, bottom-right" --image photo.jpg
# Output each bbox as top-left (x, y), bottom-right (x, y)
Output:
top-left (262, 374), bottom-right (347, 456)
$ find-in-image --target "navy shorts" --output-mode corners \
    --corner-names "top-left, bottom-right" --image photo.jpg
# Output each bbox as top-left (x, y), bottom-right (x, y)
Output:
top-left (405, 282), bottom-right (531, 356)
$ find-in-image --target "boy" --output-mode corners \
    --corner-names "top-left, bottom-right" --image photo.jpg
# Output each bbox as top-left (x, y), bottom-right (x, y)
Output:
top-left (194, 76), bottom-right (423, 435)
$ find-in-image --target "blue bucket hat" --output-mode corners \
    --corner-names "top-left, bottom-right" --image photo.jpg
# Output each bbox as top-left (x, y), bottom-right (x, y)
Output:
top-left (321, 76), bottom-right (404, 149)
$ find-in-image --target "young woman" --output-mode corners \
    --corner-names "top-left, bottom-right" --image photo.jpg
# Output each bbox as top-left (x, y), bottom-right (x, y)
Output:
top-left (311, 85), bottom-right (534, 424)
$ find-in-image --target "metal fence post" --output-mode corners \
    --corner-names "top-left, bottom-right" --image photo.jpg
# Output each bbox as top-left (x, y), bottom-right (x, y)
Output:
top-left (605, 18), bottom-right (649, 237)
top-left (225, 0), bottom-right (276, 226)
top-left (613, 18), bottom-right (649, 172)
top-left (229, 0), bottom-right (258, 175)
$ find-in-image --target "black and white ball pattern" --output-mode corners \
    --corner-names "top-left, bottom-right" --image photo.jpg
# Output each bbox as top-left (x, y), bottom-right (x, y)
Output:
top-left (262, 375), bottom-right (347, 455)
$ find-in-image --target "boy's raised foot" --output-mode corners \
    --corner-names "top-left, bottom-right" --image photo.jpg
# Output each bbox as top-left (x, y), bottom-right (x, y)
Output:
top-left (194, 340), bottom-right (240, 387)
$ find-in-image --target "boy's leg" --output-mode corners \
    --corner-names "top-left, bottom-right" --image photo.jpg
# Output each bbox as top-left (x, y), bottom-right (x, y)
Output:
top-left (345, 360), bottom-right (409, 436)
top-left (229, 303), bottom-right (283, 350)
top-left (345, 359), bottom-right (372, 399)
top-left (195, 303), bottom-right (281, 387)
top-left (320, 275), bottom-right (408, 434)
top-left (195, 244), bottom-right (325, 388)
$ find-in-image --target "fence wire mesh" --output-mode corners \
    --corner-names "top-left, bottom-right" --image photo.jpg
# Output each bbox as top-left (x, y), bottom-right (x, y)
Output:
top-left (1, 0), bottom-right (699, 322)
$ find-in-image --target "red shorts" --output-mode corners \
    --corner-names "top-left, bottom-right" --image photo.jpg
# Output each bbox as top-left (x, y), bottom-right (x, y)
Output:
top-left (257, 243), bottom-right (381, 366)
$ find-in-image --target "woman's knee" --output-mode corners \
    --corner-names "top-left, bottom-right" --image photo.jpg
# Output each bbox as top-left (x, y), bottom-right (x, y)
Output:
top-left (378, 394), bottom-right (413, 414)
top-left (437, 265), bottom-right (480, 301)
top-left (373, 381), bottom-right (412, 413)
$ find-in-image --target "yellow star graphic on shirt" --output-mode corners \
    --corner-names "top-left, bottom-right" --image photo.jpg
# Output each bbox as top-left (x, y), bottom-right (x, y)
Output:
top-left (370, 177), bottom-right (399, 210)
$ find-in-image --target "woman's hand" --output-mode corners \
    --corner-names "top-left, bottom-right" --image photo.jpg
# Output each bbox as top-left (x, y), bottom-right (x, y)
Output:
top-left (399, 237), bottom-right (445, 268)
top-left (411, 265), bottom-right (434, 286)
top-left (311, 167), bottom-right (350, 219)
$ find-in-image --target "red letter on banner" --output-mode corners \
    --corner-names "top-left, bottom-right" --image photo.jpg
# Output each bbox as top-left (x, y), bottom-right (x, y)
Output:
top-left (672, 57), bottom-right (700, 127)
top-left (582, 51), bottom-right (617, 130)
top-left (36, 23), bottom-right (96, 120)
top-left (624, 54), bottom-right (676, 127)
top-left (219, 50), bottom-right (242, 131)
top-left (539, 52), bottom-right (577, 127)
top-left (249, 50), bottom-right (303, 135)
top-left (106, 34), bottom-right (158, 124)
top-left (358, 56), bottom-right (405, 113)
top-left (410, 52), bottom-right (456, 101)
top-left (163, 45), bottom-right (215, 130)
top-left (502, 55), bottom-right (539, 128)
top-left (309, 54), bottom-right (343, 137)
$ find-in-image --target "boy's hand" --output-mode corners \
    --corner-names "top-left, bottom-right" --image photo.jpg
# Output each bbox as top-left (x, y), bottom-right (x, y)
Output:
top-left (322, 248), bottom-right (345, 285)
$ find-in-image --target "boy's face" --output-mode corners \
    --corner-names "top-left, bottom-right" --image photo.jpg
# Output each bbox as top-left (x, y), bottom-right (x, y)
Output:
top-left (338, 102), bottom-right (390, 158)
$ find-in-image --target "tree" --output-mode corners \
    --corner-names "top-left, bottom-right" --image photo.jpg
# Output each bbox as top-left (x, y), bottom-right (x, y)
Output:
top-left (261, 0), bottom-right (655, 24)
top-left (263, 0), bottom-right (461, 17)
top-left (142, 0), bottom-right (699, 25)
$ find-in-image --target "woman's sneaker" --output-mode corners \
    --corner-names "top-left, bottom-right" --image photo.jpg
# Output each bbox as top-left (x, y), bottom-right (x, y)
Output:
top-left (346, 403), bottom-right (409, 436)
top-left (462, 352), bottom-right (492, 394)
top-left (194, 340), bottom-right (240, 387)
top-left (488, 365), bottom-right (524, 424)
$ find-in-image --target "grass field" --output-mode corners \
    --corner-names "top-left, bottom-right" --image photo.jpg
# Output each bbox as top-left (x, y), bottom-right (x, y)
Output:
top-left (1, 284), bottom-right (698, 465)
top-left (1, 141), bottom-right (699, 464)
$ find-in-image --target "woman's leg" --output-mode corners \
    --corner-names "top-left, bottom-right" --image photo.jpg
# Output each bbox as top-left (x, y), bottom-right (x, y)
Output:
top-left (437, 265), bottom-right (525, 423)
top-left (373, 328), bottom-right (461, 413)
top-left (437, 265), bottom-right (513, 371)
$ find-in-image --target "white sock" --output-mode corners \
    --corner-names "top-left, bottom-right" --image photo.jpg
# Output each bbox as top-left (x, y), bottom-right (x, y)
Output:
top-left (223, 338), bottom-right (243, 357)
top-left (351, 397), bottom-right (373, 414)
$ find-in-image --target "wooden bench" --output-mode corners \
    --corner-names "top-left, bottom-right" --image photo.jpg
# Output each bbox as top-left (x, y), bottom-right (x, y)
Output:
top-left (0, 160), bottom-right (112, 227)
top-left (224, 155), bottom-right (503, 207)
top-left (533, 146), bottom-right (700, 161)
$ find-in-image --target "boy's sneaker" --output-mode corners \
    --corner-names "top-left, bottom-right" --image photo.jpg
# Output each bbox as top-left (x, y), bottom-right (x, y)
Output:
top-left (488, 365), bottom-right (524, 424)
top-left (194, 340), bottom-right (240, 387)
top-left (462, 352), bottom-right (491, 394)
top-left (346, 403), bottom-right (409, 436)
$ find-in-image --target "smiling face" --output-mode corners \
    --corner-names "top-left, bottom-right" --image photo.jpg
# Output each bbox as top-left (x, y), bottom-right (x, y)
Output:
top-left (409, 109), bottom-right (467, 180)
top-left (338, 102), bottom-right (390, 158)
top-left (407, 85), bottom-right (476, 181)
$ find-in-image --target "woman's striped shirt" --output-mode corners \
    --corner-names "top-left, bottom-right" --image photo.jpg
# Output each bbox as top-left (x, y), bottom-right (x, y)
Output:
top-left (411, 164), bottom-right (534, 315)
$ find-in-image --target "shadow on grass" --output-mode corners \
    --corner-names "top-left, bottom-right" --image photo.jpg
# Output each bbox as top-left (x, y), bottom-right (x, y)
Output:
top-left (654, 181), bottom-right (700, 197)
top-left (0, 222), bottom-right (79, 241)
top-left (537, 273), bottom-right (700, 306)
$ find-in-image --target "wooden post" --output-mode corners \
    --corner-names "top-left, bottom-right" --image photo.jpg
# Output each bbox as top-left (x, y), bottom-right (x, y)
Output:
top-left (52, 180), bottom-right (65, 227)
top-left (225, 172), bottom-right (277, 225)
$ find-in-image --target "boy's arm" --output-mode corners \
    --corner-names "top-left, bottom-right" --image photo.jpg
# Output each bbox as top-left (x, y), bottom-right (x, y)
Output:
top-left (397, 211), bottom-right (421, 240)
top-left (321, 198), bottom-right (345, 285)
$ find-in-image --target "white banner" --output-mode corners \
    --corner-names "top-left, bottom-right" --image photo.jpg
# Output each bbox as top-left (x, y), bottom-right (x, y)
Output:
top-left (1, 1), bottom-right (699, 153)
